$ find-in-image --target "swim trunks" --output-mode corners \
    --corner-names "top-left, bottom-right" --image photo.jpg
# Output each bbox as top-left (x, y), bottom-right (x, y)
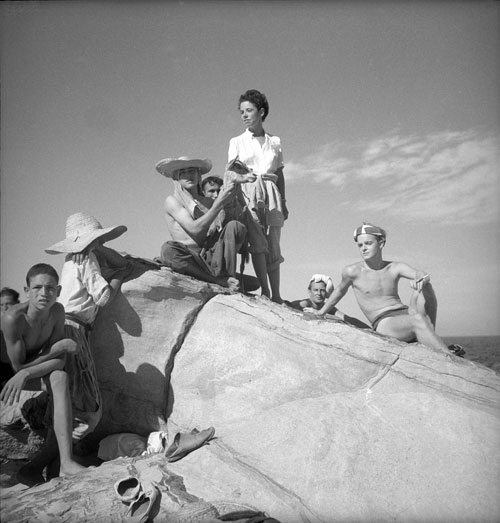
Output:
top-left (371, 306), bottom-right (409, 331)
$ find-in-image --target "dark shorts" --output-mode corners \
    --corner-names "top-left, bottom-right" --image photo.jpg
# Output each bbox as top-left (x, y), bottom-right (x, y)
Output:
top-left (372, 306), bottom-right (409, 331)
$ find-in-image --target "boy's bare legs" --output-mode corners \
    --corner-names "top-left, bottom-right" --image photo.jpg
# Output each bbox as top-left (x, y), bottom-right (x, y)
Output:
top-left (376, 313), bottom-right (450, 353)
top-left (251, 252), bottom-right (270, 298)
top-left (49, 369), bottom-right (86, 477)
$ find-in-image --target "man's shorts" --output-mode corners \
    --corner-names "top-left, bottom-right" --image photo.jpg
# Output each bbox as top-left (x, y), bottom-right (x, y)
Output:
top-left (371, 306), bottom-right (409, 331)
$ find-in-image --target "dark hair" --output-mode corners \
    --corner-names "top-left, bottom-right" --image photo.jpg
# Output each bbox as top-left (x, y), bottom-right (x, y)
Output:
top-left (201, 176), bottom-right (223, 190)
top-left (238, 89), bottom-right (269, 121)
top-left (1, 287), bottom-right (20, 302)
top-left (25, 263), bottom-right (59, 287)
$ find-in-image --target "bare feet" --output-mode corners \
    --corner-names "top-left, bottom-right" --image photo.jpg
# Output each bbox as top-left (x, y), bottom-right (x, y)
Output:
top-left (59, 459), bottom-right (87, 478)
top-left (272, 296), bottom-right (283, 304)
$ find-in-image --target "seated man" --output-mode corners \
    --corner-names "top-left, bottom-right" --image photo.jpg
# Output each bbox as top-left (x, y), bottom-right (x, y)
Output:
top-left (288, 274), bottom-right (370, 329)
top-left (308, 223), bottom-right (464, 356)
top-left (201, 175), bottom-right (223, 200)
top-left (45, 212), bottom-right (132, 444)
top-left (0, 264), bottom-right (87, 486)
top-left (156, 156), bottom-right (259, 292)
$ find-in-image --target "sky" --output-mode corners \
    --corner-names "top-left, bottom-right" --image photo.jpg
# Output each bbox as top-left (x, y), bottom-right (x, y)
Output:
top-left (1, 0), bottom-right (499, 336)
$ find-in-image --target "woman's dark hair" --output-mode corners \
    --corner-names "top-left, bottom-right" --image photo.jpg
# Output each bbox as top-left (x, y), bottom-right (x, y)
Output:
top-left (238, 89), bottom-right (269, 121)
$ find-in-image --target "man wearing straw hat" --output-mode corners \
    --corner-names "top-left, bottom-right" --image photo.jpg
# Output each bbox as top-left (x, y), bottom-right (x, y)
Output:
top-left (155, 156), bottom-right (259, 293)
top-left (43, 212), bottom-right (131, 478)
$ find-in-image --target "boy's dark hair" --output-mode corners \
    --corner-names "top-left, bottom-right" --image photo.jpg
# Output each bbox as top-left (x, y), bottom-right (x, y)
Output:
top-left (1, 287), bottom-right (20, 302)
top-left (201, 176), bottom-right (223, 190)
top-left (238, 89), bottom-right (269, 121)
top-left (25, 264), bottom-right (59, 287)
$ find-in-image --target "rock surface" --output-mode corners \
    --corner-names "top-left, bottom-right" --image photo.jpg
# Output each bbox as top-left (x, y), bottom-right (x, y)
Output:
top-left (1, 264), bottom-right (500, 522)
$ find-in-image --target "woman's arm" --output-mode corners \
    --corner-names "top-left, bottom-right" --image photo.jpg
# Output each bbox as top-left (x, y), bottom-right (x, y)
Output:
top-left (275, 166), bottom-right (289, 220)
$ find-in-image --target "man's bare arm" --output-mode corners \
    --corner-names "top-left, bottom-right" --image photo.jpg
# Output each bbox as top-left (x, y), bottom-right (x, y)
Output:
top-left (394, 262), bottom-right (430, 292)
top-left (306, 267), bottom-right (355, 317)
top-left (165, 185), bottom-right (236, 244)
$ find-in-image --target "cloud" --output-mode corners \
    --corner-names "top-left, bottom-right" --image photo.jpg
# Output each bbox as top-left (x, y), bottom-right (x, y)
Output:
top-left (287, 130), bottom-right (500, 224)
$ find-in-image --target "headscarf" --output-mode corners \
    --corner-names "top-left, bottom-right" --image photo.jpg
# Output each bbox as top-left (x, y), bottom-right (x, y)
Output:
top-left (353, 223), bottom-right (386, 242)
top-left (308, 274), bottom-right (334, 297)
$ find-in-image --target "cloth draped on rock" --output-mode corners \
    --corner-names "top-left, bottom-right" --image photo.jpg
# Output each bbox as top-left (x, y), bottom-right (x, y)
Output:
top-left (63, 316), bottom-right (102, 440)
top-left (161, 181), bottom-right (247, 279)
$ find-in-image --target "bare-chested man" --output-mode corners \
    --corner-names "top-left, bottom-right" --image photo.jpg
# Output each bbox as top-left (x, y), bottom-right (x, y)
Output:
top-left (156, 156), bottom-right (259, 293)
top-left (309, 224), bottom-right (464, 356)
top-left (0, 263), bottom-right (87, 486)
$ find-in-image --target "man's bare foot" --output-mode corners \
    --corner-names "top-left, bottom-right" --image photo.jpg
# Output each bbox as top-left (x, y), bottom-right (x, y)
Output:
top-left (17, 463), bottom-right (45, 487)
top-left (225, 277), bottom-right (240, 293)
top-left (59, 459), bottom-right (87, 478)
top-left (272, 296), bottom-right (283, 304)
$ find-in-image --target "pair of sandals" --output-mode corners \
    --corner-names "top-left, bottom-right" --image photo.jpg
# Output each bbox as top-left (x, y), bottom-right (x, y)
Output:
top-left (114, 426), bottom-right (215, 522)
top-left (114, 477), bottom-right (159, 523)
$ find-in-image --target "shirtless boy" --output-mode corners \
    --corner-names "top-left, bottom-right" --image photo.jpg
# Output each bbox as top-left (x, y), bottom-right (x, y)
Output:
top-left (0, 264), bottom-right (87, 485)
top-left (311, 224), bottom-right (462, 355)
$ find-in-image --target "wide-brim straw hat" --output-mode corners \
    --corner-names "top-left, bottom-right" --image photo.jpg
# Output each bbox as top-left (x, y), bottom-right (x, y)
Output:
top-left (45, 212), bottom-right (127, 255)
top-left (155, 156), bottom-right (212, 178)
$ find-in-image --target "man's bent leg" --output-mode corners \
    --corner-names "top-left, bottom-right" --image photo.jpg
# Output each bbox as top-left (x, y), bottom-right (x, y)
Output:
top-left (377, 314), bottom-right (449, 353)
top-left (209, 221), bottom-right (247, 277)
top-left (409, 283), bottom-right (438, 328)
top-left (49, 369), bottom-right (86, 477)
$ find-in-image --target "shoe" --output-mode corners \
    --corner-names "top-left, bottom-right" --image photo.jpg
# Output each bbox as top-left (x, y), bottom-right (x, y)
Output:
top-left (126, 480), bottom-right (159, 523)
top-left (114, 476), bottom-right (142, 503)
top-left (448, 344), bottom-right (466, 358)
top-left (165, 426), bottom-right (215, 463)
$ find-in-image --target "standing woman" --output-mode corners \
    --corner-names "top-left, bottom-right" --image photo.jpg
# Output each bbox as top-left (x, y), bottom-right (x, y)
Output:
top-left (228, 89), bottom-right (288, 303)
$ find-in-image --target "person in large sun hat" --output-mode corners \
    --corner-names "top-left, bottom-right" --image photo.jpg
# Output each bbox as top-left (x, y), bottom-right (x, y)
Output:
top-left (44, 212), bottom-right (132, 470)
top-left (306, 222), bottom-right (465, 357)
top-left (156, 156), bottom-right (259, 294)
top-left (45, 212), bottom-right (128, 255)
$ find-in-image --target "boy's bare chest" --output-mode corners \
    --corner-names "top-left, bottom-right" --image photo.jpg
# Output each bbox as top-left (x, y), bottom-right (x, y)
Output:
top-left (23, 317), bottom-right (53, 353)
top-left (355, 269), bottom-right (396, 297)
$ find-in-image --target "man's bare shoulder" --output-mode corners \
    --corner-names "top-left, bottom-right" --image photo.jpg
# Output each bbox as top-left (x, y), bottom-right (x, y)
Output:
top-left (1, 303), bottom-right (29, 332)
top-left (50, 302), bottom-right (65, 321)
top-left (343, 261), bottom-right (363, 279)
top-left (164, 195), bottom-right (181, 212)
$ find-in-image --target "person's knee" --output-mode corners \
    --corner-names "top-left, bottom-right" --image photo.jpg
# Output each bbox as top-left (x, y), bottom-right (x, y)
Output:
top-left (411, 312), bottom-right (430, 330)
top-left (225, 220), bottom-right (247, 239)
top-left (49, 369), bottom-right (69, 389)
top-left (56, 338), bottom-right (79, 356)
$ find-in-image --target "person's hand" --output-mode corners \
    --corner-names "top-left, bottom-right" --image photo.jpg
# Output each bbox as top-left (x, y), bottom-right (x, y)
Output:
top-left (282, 200), bottom-right (289, 220)
top-left (411, 273), bottom-right (430, 292)
top-left (217, 181), bottom-right (237, 204)
top-left (71, 250), bottom-right (89, 265)
top-left (0, 369), bottom-right (29, 406)
top-left (303, 307), bottom-right (324, 317)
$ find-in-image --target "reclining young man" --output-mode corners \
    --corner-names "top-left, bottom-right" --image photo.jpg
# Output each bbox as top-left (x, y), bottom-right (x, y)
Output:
top-left (307, 223), bottom-right (464, 356)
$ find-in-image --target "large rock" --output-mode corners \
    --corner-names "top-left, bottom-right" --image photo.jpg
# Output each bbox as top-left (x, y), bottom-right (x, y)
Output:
top-left (1, 264), bottom-right (499, 522)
